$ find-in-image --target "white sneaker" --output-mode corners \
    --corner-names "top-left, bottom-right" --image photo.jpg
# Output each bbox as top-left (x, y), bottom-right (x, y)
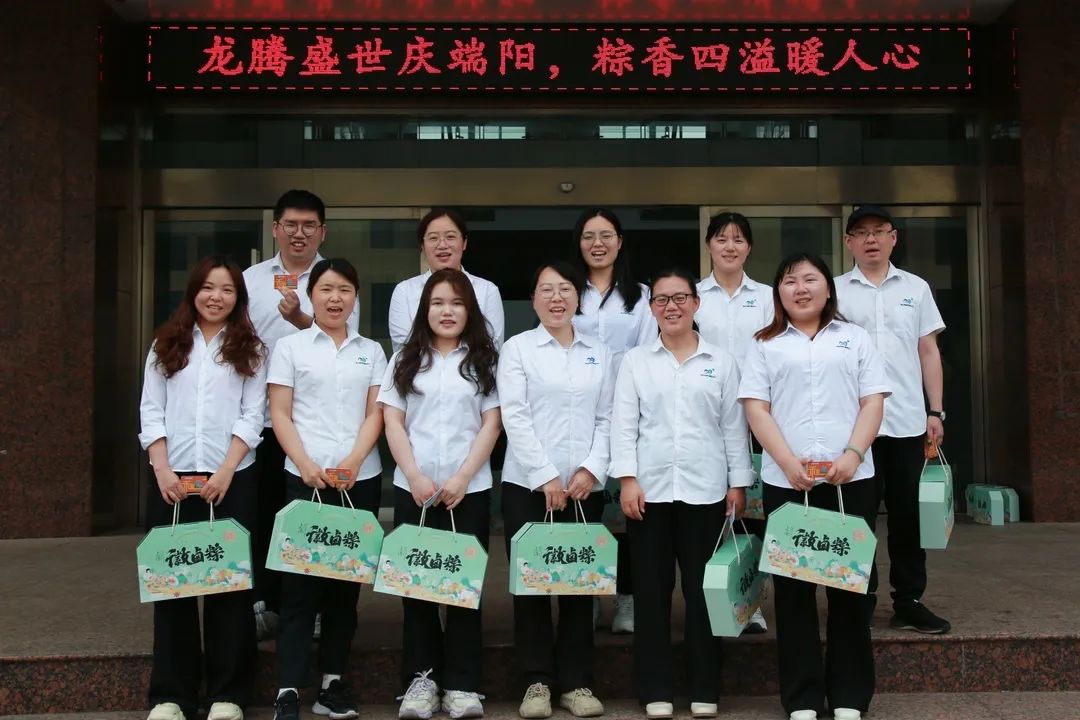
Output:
top-left (397, 669), bottom-right (440, 720)
top-left (559, 688), bottom-right (603, 718)
top-left (148, 703), bottom-right (185, 720)
top-left (207, 702), bottom-right (243, 720)
top-left (612, 594), bottom-right (634, 634)
top-left (645, 701), bottom-right (673, 719)
top-left (690, 702), bottom-right (717, 718)
top-left (442, 689), bottom-right (485, 719)
top-left (743, 607), bottom-right (767, 634)
top-left (789, 711), bottom-right (818, 720)
top-left (519, 683), bottom-right (552, 719)
top-left (833, 710), bottom-right (861, 720)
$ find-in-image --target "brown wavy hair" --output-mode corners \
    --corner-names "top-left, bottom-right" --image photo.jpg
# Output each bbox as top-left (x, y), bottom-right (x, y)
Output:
top-left (754, 252), bottom-right (845, 342)
top-left (392, 268), bottom-right (497, 397)
top-left (152, 255), bottom-right (265, 378)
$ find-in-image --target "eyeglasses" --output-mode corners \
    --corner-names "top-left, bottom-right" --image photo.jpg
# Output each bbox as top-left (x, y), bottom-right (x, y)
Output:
top-left (581, 231), bottom-right (618, 244)
top-left (847, 228), bottom-right (894, 240)
top-left (536, 284), bottom-right (577, 300)
top-left (277, 221), bottom-right (324, 237)
top-left (651, 293), bottom-right (693, 307)
top-left (424, 232), bottom-right (462, 245)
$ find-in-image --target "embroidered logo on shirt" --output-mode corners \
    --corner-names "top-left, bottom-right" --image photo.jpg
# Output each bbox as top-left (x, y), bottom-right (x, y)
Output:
top-left (836, 339), bottom-right (852, 350)
top-left (900, 297), bottom-right (915, 308)
top-left (742, 299), bottom-right (758, 308)
top-left (701, 367), bottom-right (717, 378)
top-left (356, 355), bottom-right (370, 365)
top-left (585, 356), bottom-right (599, 366)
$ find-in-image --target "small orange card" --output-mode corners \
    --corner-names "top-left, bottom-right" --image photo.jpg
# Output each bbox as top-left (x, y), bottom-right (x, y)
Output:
top-left (805, 461), bottom-right (833, 480)
top-left (179, 475), bottom-right (207, 495)
top-left (925, 440), bottom-right (940, 459)
top-left (325, 468), bottom-right (354, 489)
top-left (274, 274), bottom-right (299, 290)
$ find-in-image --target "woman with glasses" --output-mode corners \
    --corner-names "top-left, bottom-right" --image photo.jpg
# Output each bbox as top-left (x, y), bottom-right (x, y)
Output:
top-left (609, 269), bottom-right (752, 720)
top-left (738, 253), bottom-right (889, 720)
top-left (570, 207), bottom-right (656, 635)
top-left (388, 208), bottom-right (505, 353)
top-left (498, 261), bottom-right (615, 720)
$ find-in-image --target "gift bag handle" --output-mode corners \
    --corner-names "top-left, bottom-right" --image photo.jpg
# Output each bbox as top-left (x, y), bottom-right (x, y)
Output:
top-left (921, 443), bottom-right (949, 474)
top-left (574, 500), bottom-right (589, 524)
top-left (711, 510), bottom-right (752, 561)
top-left (802, 486), bottom-right (848, 525)
top-left (170, 501), bottom-right (215, 535)
top-left (417, 505), bottom-right (456, 534)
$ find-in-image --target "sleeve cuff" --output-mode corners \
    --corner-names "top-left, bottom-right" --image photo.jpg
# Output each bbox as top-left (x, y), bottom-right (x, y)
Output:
top-left (860, 385), bottom-right (893, 399)
top-left (527, 463), bottom-right (560, 490)
top-left (728, 468), bottom-right (755, 489)
top-left (580, 456), bottom-right (608, 486)
top-left (737, 390), bottom-right (771, 402)
top-left (266, 374), bottom-right (295, 387)
top-left (608, 461), bottom-right (637, 479)
top-left (138, 428), bottom-right (166, 451)
top-left (232, 425), bottom-right (264, 452)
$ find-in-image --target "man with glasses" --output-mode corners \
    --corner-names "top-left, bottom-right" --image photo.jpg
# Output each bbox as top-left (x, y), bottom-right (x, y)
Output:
top-left (243, 189), bottom-right (359, 639)
top-left (835, 205), bottom-right (950, 635)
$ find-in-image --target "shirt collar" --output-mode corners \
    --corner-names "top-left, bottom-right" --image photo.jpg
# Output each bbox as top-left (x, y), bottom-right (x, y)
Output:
top-left (699, 272), bottom-right (758, 296)
top-left (782, 319), bottom-right (842, 338)
top-left (534, 324), bottom-right (594, 349)
top-left (309, 322), bottom-right (361, 347)
top-left (420, 267), bottom-right (472, 282)
top-left (271, 253), bottom-right (324, 276)
top-left (849, 263), bottom-right (901, 288)
top-left (648, 332), bottom-right (711, 359)
top-left (193, 323), bottom-right (226, 344)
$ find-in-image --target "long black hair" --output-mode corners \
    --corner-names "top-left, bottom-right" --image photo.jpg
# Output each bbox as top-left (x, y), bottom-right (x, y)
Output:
top-left (571, 207), bottom-right (643, 313)
top-left (755, 253), bottom-right (844, 342)
top-left (392, 269), bottom-right (498, 398)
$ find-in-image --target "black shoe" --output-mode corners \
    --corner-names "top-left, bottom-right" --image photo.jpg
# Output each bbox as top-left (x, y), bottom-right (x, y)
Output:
top-left (274, 690), bottom-right (301, 720)
top-left (314, 679), bottom-right (360, 719)
top-left (889, 600), bottom-right (951, 634)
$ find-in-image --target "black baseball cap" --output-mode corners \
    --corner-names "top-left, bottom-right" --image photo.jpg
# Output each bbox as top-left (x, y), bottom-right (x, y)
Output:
top-left (846, 204), bottom-right (893, 233)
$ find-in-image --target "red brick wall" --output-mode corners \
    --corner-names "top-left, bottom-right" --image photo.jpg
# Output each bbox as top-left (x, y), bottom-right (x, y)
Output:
top-left (0, 1), bottom-right (100, 537)
top-left (1019, 0), bottom-right (1080, 520)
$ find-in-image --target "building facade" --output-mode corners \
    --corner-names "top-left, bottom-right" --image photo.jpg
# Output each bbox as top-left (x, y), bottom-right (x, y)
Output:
top-left (1, 0), bottom-right (1076, 538)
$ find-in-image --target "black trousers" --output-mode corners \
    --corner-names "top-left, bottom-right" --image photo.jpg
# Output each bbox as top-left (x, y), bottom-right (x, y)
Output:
top-left (764, 480), bottom-right (876, 716)
top-left (627, 500), bottom-right (726, 705)
top-left (147, 465), bottom-right (258, 716)
top-left (254, 428), bottom-right (287, 612)
top-left (394, 486), bottom-right (491, 693)
top-left (276, 473), bottom-right (382, 689)
top-left (615, 532), bottom-right (633, 595)
top-left (501, 482), bottom-right (606, 695)
top-left (867, 435), bottom-right (928, 607)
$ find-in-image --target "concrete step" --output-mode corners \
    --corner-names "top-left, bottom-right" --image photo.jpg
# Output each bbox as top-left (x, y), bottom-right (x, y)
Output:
top-left (7, 693), bottom-right (1080, 720)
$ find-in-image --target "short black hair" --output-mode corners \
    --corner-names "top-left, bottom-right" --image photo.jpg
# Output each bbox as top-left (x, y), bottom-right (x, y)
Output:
top-left (417, 207), bottom-right (468, 244)
top-left (530, 260), bottom-right (587, 315)
top-left (274, 189), bottom-right (326, 224)
top-left (306, 257), bottom-right (360, 298)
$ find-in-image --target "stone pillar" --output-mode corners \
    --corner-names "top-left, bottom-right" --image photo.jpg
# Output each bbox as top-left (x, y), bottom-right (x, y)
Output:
top-left (0, 1), bottom-right (100, 537)
top-left (1018, 0), bottom-right (1080, 521)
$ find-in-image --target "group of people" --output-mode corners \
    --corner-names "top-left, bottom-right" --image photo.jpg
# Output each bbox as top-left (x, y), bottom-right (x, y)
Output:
top-left (139, 189), bottom-right (949, 720)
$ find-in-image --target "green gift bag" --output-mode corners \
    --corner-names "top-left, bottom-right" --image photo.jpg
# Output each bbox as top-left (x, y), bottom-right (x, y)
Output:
top-left (759, 486), bottom-right (877, 594)
top-left (136, 503), bottom-right (252, 603)
top-left (508, 501), bottom-right (617, 596)
top-left (374, 505), bottom-right (487, 609)
top-left (703, 513), bottom-right (767, 637)
top-left (600, 476), bottom-right (627, 533)
top-left (970, 486), bottom-right (1006, 526)
top-left (266, 489), bottom-right (384, 584)
top-left (919, 446), bottom-right (954, 550)
top-left (744, 454), bottom-right (765, 521)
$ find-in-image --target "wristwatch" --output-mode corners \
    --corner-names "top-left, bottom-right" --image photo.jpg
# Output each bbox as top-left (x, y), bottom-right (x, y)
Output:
top-left (928, 409), bottom-right (946, 421)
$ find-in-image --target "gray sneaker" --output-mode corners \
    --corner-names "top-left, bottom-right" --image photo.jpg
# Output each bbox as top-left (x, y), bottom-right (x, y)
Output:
top-left (443, 689), bottom-right (485, 719)
top-left (397, 669), bottom-right (440, 720)
top-left (518, 683), bottom-right (551, 719)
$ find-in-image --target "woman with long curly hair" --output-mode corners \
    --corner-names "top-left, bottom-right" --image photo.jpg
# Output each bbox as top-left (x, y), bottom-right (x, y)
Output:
top-left (138, 255), bottom-right (267, 720)
top-left (379, 268), bottom-right (501, 720)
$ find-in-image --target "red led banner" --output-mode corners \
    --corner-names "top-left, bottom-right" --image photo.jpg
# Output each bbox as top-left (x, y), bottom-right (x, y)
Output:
top-left (147, 24), bottom-right (973, 93)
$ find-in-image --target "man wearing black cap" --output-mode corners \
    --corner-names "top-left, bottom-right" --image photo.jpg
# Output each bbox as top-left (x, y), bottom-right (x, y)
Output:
top-left (835, 205), bottom-right (950, 635)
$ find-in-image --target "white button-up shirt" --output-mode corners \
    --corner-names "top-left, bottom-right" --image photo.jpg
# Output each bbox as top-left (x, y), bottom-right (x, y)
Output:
top-left (387, 269), bottom-right (505, 353)
top-left (695, 273), bottom-right (774, 365)
top-left (139, 326), bottom-right (267, 473)
top-left (498, 326), bottom-right (615, 492)
top-left (572, 281), bottom-right (657, 371)
top-left (609, 336), bottom-right (753, 504)
top-left (267, 325), bottom-right (387, 479)
top-left (738, 320), bottom-right (892, 488)
top-left (243, 253), bottom-right (361, 427)
top-left (378, 346), bottom-right (501, 494)
top-left (835, 264), bottom-right (945, 438)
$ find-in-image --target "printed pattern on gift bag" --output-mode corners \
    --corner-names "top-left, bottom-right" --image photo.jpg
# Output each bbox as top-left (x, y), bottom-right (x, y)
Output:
top-left (509, 503), bottom-right (617, 596)
top-left (374, 507), bottom-right (488, 609)
top-left (600, 476), bottom-right (627, 533)
top-left (919, 445), bottom-right (954, 550)
top-left (137, 505), bottom-right (252, 603)
top-left (744, 453), bottom-right (765, 521)
top-left (759, 487), bottom-right (877, 594)
top-left (266, 492), bottom-right (385, 584)
top-left (704, 514), bottom-right (767, 637)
